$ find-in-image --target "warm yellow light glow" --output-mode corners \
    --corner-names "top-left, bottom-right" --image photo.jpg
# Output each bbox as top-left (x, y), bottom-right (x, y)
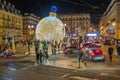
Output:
top-left (93, 29), bottom-right (96, 32)
top-left (90, 28), bottom-right (93, 30)
top-left (64, 24), bottom-right (66, 26)
top-left (112, 23), bottom-right (115, 26)
top-left (100, 26), bottom-right (103, 30)
top-left (108, 21), bottom-right (111, 23)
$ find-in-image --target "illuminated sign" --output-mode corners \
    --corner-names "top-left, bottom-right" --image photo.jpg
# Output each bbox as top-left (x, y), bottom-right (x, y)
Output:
top-left (87, 34), bottom-right (97, 36)
top-left (72, 33), bottom-right (77, 36)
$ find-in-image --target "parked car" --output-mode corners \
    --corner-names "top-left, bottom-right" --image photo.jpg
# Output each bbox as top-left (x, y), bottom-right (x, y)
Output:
top-left (63, 46), bottom-right (76, 54)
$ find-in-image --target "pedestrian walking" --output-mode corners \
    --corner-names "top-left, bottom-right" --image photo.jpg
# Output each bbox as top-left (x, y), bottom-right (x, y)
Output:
top-left (77, 48), bottom-right (83, 68)
top-left (0, 46), bottom-right (2, 54)
top-left (42, 45), bottom-right (49, 65)
top-left (81, 45), bottom-right (87, 67)
top-left (108, 45), bottom-right (114, 62)
top-left (52, 46), bottom-right (56, 59)
top-left (116, 44), bottom-right (120, 64)
top-left (34, 40), bottom-right (40, 64)
top-left (39, 50), bottom-right (43, 64)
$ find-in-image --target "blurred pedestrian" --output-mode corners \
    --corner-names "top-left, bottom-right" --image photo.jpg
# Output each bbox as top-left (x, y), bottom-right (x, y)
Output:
top-left (108, 45), bottom-right (114, 62)
top-left (77, 48), bottom-right (83, 68)
top-left (116, 44), bottom-right (120, 64)
top-left (34, 40), bottom-right (40, 64)
top-left (39, 50), bottom-right (43, 64)
top-left (52, 46), bottom-right (56, 59)
top-left (44, 46), bottom-right (49, 65)
top-left (0, 46), bottom-right (2, 54)
top-left (80, 45), bottom-right (88, 67)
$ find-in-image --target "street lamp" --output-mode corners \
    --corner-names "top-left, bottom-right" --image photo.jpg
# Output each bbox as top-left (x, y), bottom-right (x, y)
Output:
top-left (112, 22), bottom-right (115, 26)
top-left (12, 29), bottom-right (15, 53)
top-left (5, 28), bottom-right (8, 44)
top-left (28, 25), bottom-right (34, 40)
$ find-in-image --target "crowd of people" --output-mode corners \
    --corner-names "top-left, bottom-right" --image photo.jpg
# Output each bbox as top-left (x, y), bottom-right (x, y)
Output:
top-left (34, 39), bottom-right (63, 64)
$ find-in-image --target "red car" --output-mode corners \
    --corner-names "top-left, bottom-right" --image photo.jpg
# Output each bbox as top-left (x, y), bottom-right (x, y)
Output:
top-left (86, 48), bottom-right (105, 61)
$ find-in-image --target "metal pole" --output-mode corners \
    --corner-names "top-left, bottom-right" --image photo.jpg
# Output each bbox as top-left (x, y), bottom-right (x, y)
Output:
top-left (5, 26), bottom-right (8, 44)
top-left (12, 29), bottom-right (15, 53)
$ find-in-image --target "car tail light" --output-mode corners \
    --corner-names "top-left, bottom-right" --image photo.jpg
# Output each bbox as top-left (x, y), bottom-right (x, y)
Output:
top-left (91, 52), bottom-right (95, 56)
top-left (96, 50), bottom-right (100, 53)
top-left (102, 52), bottom-right (105, 56)
top-left (65, 48), bottom-right (68, 50)
top-left (86, 45), bottom-right (89, 48)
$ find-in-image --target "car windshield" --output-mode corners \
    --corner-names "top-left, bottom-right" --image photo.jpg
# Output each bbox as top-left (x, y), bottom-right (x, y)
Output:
top-left (95, 42), bottom-right (100, 43)
top-left (89, 44), bottom-right (101, 49)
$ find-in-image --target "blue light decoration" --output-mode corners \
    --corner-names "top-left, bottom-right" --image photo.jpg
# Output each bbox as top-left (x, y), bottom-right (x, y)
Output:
top-left (51, 6), bottom-right (57, 12)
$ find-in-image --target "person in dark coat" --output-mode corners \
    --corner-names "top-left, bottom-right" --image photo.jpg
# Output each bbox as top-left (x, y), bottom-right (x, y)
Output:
top-left (116, 44), bottom-right (120, 56)
top-left (39, 50), bottom-right (43, 64)
top-left (116, 44), bottom-right (120, 64)
top-left (34, 40), bottom-right (40, 64)
top-left (78, 48), bottom-right (83, 68)
top-left (108, 45), bottom-right (114, 62)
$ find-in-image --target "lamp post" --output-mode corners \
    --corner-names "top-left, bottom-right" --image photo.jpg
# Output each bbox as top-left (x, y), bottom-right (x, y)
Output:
top-left (28, 25), bottom-right (34, 40)
top-left (27, 25), bottom-right (34, 55)
top-left (12, 28), bottom-right (15, 53)
top-left (5, 25), bottom-right (8, 44)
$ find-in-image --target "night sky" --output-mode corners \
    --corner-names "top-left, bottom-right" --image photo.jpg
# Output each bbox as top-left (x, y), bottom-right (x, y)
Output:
top-left (7, 0), bottom-right (111, 25)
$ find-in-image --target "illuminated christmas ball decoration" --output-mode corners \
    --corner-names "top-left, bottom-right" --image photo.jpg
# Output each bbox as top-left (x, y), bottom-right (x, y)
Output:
top-left (36, 6), bottom-right (64, 42)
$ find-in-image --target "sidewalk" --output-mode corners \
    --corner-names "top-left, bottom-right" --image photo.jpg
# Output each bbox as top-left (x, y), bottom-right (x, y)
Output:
top-left (0, 56), bottom-right (24, 63)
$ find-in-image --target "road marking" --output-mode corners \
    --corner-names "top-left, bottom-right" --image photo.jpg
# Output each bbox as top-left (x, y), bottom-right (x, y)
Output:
top-left (69, 76), bottom-right (99, 80)
top-left (77, 68), bottom-right (120, 70)
top-left (100, 73), bottom-right (120, 78)
top-left (61, 73), bottom-right (70, 78)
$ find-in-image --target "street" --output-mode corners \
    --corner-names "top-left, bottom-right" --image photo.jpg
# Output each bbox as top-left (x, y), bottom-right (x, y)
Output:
top-left (0, 0), bottom-right (120, 80)
top-left (0, 47), bottom-right (120, 80)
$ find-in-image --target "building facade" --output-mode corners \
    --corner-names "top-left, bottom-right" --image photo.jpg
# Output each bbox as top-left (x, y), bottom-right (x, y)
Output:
top-left (0, 0), bottom-right (22, 45)
top-left (22, 13), bottom-right (40, 41)
top-left (58, 13), bottom-right (91, 37)
top-left (99, 0), bottom-right (120, 39)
